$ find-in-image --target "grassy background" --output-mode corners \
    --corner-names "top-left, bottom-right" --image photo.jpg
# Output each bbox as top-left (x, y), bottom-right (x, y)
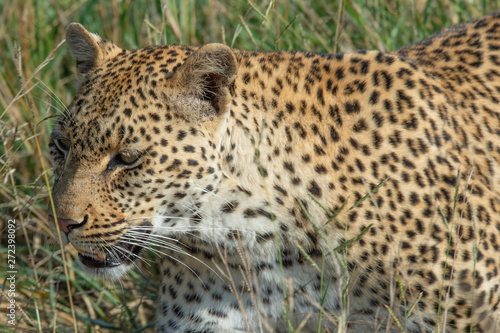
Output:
top-left (0, 0), bottom-right (499, 332)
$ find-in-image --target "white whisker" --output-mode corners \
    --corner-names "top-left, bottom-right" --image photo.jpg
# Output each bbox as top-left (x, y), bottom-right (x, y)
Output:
top-left (126, 215), bottom-right (193, 222)
top-left (192, 183), bottom-right (234, 207)
top-left (127, 227), bottom-right (207, 242)
top-left (35, 77), bottom-right (68, 115)
top-left (129, 224), bottom-right (257, 237)
top-left (123, 232), bottom-right (186, 252)
top-left (117, 236), bottom-right (213, 282)
top-left (100, 236), bottom-right (152, 269)
top-left (32, 96), bottom-right (67, 115)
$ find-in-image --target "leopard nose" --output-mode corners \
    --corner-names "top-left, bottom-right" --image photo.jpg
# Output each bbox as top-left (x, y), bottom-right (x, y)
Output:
top-left (48, 214), bottom-right (87, 234)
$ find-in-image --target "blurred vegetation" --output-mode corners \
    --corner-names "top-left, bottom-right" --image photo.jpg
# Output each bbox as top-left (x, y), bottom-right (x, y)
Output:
top-left (0, 0), bottom-right (498, 331)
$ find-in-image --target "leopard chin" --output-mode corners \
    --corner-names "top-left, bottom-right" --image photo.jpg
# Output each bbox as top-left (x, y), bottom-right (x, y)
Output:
top-left (75, 256), bottom-right (132, 281)
top-left (73, 238), bottom-right (146, 280)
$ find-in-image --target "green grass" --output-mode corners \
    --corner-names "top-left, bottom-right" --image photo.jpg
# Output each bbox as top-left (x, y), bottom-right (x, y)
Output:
top-left (1, 0), bottom-right (499, 332)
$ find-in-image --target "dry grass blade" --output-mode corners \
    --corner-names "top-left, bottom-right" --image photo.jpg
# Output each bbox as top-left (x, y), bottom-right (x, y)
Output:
top-left (2, 39), bottom-right (66, 120)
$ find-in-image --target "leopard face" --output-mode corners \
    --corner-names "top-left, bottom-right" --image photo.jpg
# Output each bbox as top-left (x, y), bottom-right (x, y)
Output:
top-left (49, 15), bottom-right (500, 332)
top-left (48, 29), bottom-right (237, 279)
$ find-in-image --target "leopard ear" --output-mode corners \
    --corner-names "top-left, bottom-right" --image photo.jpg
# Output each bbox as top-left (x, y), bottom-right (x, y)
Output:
top-left (175, 43), bottom-right (237, 115)
top-left (66, 23), bottom-right (121, 76)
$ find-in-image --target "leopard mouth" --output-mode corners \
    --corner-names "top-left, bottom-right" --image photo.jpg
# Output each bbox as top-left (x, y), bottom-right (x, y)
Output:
top-left (78, 241), bottom-right (145, 268)
top-left (72, 221), bottom-right (153, 270)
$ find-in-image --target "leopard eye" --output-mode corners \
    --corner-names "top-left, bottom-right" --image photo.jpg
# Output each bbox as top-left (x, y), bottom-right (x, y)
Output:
top-left (54, 138), bottom-right (71, 155)
top-left (118, 152), bottom-right (140, 165)
top-left (108, 151), bottom-right (142, 170)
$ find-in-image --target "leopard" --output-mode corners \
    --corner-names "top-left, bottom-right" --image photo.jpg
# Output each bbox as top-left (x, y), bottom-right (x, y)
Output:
top-left (48, 12), bottom-right (500, 333)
